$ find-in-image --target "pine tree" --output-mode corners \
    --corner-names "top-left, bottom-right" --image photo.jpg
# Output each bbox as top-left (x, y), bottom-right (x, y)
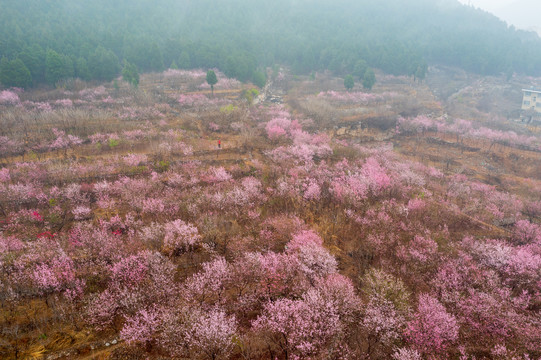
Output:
top-left (178, 51), bottom-right (191, 69)
top-left (344, 74), bottom-right (354, 91)
top-left (362, 68), bottom-right (376, 90)
top-left (18, 44), bottom-right (46, 84)
top-left (88, 46), bottom-right (120, 81)
top-left (75, 57), bottom-right (90, 81)
top-left (0, 58), bottom-right (32, 88)
top-left (149, 43), bottom-right (164, 71)
top-left (122, 61), bottom-right (140, 87)
top-left (45, 50), bottom-right (68, 86)
top-left (206, 70), bottom-right (218, 96)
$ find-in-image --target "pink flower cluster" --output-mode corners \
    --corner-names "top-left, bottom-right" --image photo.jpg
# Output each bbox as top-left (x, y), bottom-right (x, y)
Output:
top-left (54, 99), bottom-right (73, 107)
top-left (202, 167), bottom-right (232, 183)
top-left (0, 90), bottom-right (20, 105)
top-left (142, 198), bottom-right (166, 214)
top-left (177, 93), bottom-right (209, 106)
top-left (162, 68), bottom-right (206, 79)
top-left (118, 106), bottom-right (164, 120)
top-left (406, 294), bottom-right (459, 353)
top-left (0, 168), bottom-right (10, 182)
top-left (163, 219), bottom-right (201, 255)
top-left (208, 122), bottom-right (220, 131)
top-left (123, 129), bottom-right (148, 141)
top-left (22, 100), bottom-right (52, 112)
top-left (79, 85), bottom-right (107, 100)
top-left (397, 115), bottom-right (540, 149)
top-left (330, 157), bottom-right (393, 204)
top-left (265, 117), bottom-right (298, 140)
top-left (123, 153), bottom-right (148, 167)
top-left (72, 206), bottom-right (92, 220)
top-left (0, 136), bottom-right (23, 155)
top-left (88, 132), bottom-right (119, 144)
top-left (49, 128), bottom-right (83, 150)
top-left (318, 90), bottom-right (387, 104)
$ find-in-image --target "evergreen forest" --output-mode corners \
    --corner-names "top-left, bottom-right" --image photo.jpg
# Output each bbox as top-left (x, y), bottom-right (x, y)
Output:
top-left (1, 0), bottom-right (541, 88)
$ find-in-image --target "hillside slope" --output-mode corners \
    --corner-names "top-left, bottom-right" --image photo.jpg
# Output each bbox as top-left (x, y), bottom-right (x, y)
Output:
top-left (1, 0), bottom-right (541, 89)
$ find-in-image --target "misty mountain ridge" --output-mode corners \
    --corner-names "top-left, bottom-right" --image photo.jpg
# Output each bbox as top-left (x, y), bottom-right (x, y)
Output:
top-left (462, 0), bottom-right (541, 35)
top-left (1, 0), bottom-right (541, 89)
top-left (496, 0), bottom-right (541, 35)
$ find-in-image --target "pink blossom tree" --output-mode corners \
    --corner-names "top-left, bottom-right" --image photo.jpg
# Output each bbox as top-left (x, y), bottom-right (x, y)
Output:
top-left (405, 294), bottom-right (459, 354)
top-left (0, 90), bottom-right (20, 105)
top-left (512, 220), bottom-right (541, 245)
top-left (252, 294), bottom-right (342, 359)
top-left (163, 219), bottom-right (201, 255)
top-left (265, 117), bottom-right (292, 141)
top-left (120, 306), bottom-right (163, 350)
top-left (183, 308), bottom-right (238, 360)
top-left (392, 347), bottom-right (422, 360)
top-left (86, 251), bottom-right (176, 330)
top-left (183, 257), bottom-right (231, 306)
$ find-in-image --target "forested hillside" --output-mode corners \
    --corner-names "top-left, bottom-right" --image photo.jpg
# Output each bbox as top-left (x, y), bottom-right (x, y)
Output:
top-left (1, 0), bottom-right (541, 88)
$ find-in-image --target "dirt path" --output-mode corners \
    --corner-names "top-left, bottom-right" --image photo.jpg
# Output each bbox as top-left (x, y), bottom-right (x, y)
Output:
top-left (75, 343), bottom-right (122, 360)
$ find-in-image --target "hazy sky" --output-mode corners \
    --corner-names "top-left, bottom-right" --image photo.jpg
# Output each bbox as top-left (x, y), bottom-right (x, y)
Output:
top-left (458, 0), bottom-right (541, 33)
top-left (459, 0), bottom-right (514, 12)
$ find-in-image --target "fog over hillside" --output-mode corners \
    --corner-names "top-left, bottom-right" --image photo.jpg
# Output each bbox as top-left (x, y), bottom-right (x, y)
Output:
top-left (1, 0), bottom-right (541, 90)
top-left (1, 1), bottom-right (541, 359)
top-left (461, 0), bottom-right (541, 34)
top-left (498, 0), bottom-right (541, 34)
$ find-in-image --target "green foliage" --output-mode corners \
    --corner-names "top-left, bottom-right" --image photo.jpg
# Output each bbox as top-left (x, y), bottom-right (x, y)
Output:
top-left (88, 46), bottom-right (120, 82)
top-left (353, 59), bottom-right (368, 80)
top-left (220, 104), bottom-right (238, 114)
top-left (252, 70), bottom-right (266, 88)
top-left (122, 61), bottom-right (139, 87)
top-left (413, 63), bottom-right (427, 83)
top-left (45, 49), bottom-right (72, 86)
top-left (46, 212), bottom-right (62, 225)
top-left (18, 44), bottom-right (45, 84)
top-left (206, 70), bottom-right (217, 95)
top-left (344, 74), bottom-right (354, 91)
top-left (224, 53), bottom-right (257, 81)
top-left (129, 165), bottom-right (148, 175)
top-left (206, 70), bottom-right (218, 86)
top-left (2, 0), bottom-right (541, 89)
top-left (178, 51), bottom-right (191, 69)
top-left (27, 151), bottom-right (38, 161)
top-left (242, 88), bottom-right (260, 104)
top-left (0, 57), bottom-right (32, 88)
top-left (362, 68), bottom-right (376, 90)
top-left (0, 58), bottom-right (8, 83)
top-left (149, 42), bottom-right (164, 71)
top-left (156, 160), bottom-right (170, 172)
top-left (108, 138), bottom-right (119, 148)
top-left (75, 57), bottom-right (90, 81)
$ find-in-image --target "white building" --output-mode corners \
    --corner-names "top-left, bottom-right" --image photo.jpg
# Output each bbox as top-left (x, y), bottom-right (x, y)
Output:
top-left (522, 88), bottom-right (541, 113)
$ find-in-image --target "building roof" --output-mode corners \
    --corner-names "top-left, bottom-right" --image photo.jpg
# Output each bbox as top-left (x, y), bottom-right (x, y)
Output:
top-left (522, 88), bottom-right (541, 94)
